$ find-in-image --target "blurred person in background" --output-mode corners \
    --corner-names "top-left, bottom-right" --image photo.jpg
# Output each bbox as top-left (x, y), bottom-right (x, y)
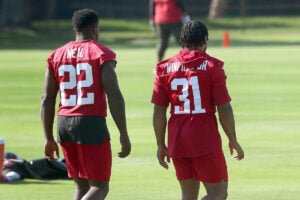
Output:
top-left (149, 0), bottom-right (189, 62)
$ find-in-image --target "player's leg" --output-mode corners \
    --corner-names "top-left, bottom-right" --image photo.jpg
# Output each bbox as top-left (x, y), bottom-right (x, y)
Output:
top-left (60, 141), bottom-right (88, 200)
top-left (62, 144), bottom-right (89, 200)
top-left (156, 24), bottom-right (171, 61)
top-left (201, 180), bottom-right (227, 200)
top-left (193, 151), bottom-right (228, 200)
top-left (173, 157), bottom-right (200, 200)
top-left (81, 180), bottom-right (109, 200)
top-left (73, 178), bottom-right (90, 200)
top-left (179, 179), bottom-right (200, 200)
top-left (78, 136), bottom-right (112, 200)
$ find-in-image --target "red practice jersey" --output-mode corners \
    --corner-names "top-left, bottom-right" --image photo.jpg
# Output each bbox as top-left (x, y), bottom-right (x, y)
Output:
top-left (151, 50), bottom-right (231, 157)
top-left (153, 0), bottom-right (183, 24)
top-left (47, 40), bottom-right (116, 117)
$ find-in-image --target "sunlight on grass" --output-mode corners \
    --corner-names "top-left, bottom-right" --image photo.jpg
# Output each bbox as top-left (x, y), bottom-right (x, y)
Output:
top-left (0, 16), bottom-right (300, 199)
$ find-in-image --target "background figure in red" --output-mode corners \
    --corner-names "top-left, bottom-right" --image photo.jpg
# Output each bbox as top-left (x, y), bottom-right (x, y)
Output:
top-left (149, 0), bottom-right (188, 62)
top-left (41, 9), bottom-right (131, 200)
top-left (151, 21), bottom-right (244, 200)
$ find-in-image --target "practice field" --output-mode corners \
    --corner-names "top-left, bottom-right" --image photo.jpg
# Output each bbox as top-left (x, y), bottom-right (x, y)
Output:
top-left (0, 17), bottom-right (300, 199)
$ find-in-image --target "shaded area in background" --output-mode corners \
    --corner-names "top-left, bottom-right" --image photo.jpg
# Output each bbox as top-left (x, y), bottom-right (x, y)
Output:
top-left (1, 0), bottom-right (300, 28)
top-left (0, 16), bottom-right (300, 50)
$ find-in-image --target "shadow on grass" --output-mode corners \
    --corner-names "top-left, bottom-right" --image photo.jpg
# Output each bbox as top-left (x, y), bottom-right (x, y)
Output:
top-left (1, 31), bottom-right (299, 50)
top-left (210, 39), bottom-right (300, 47)
top-left (1, 17), bottom-right (300, 49)
top-left (207, 20), bottom-right (293, 30)
top-left (4, 178), bottom-right (71, 185)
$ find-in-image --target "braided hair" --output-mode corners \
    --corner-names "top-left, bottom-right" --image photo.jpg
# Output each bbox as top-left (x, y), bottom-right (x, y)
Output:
top-left (179, 21), bottom-right (208, 49)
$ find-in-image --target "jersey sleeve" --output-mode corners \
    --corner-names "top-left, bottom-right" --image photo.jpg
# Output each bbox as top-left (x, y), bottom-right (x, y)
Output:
top-left (151, 70), bottom-right (169, 107)
top-left (211, 62), bottom-right (231, 106)
top-left (99, 45), bottom-right (116, 64)
top-left (47, 53), bottom-right (55, 72)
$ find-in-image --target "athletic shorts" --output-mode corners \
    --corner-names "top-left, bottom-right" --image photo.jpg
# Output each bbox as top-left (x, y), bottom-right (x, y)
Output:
top-left (57, 116), bottom-right (110, 144)
top-left (172, 151), bottom-right (228, 183)
top-left (60, 136), bottom-right (112, 182)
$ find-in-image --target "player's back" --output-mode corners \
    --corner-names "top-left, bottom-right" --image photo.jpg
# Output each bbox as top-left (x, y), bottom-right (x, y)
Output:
top-left (47, 40), bottom-right (116, 117)
top-left (156, 49), bottom-right (226, 116)
top-left (153, 49), bottom-right (230, 156)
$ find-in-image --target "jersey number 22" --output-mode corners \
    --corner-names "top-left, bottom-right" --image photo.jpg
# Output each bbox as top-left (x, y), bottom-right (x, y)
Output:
top-left (58, 63), bottom-right (94, 106)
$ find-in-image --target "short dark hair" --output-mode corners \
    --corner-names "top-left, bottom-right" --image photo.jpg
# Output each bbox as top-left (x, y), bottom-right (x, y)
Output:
top-left (72, 9), bottom-right (99, 31)
top-left (179, 21), bottom-right (208, 49)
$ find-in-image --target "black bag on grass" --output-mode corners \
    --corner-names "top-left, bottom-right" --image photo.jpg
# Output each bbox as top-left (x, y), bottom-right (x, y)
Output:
top-left (3, 158), bottom-right (68, 180)
top-left (24, 158), bottom-right (68, 179)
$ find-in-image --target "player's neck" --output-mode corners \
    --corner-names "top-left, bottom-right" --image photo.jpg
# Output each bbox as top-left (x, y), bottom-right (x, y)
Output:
top-left (186, 45), bottom-right (206, 52)
top-left (75, 33), bottom-right (96, 42)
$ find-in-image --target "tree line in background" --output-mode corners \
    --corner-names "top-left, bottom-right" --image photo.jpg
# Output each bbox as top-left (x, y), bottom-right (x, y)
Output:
top-left (1, 0), bottom-right (299, 28)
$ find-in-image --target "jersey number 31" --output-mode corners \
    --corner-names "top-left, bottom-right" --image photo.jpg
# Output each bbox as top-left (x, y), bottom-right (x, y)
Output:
top-left (171, 76), bottom-right (206, 114)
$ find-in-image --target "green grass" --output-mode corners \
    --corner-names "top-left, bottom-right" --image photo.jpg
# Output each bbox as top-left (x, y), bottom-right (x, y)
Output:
top-left (0, 17), bottom-right (300, 199)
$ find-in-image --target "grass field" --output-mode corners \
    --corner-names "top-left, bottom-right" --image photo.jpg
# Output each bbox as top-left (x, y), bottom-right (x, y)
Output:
top-left (0, 17), bottom-right (300, 199)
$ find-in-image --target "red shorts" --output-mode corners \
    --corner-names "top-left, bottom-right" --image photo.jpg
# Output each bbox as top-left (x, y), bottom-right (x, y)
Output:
top-left (60, 136), bottom-right (112, 182)
top-left (172, 151), bottom-right (228, 183)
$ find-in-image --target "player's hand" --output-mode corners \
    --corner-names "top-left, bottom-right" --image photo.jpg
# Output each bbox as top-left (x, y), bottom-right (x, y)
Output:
top-left (118, 134), bottom-right (131, 158)
top-left (149, 20), bottom-right (156, 32)
top-left (157, 145), bottom-right (170, 169)
top-left (44, 139), bottom-right (59, 161)
top-left (229, 141), bottom-right (244, 160)
top-left (181, 14), bottom-right (191, 24)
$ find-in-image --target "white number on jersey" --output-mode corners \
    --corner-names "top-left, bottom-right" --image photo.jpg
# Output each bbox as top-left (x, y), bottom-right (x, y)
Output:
top-left (58, 63), bottom-right (94, 106)
top-left (171, 76), bottom-right (206, 114)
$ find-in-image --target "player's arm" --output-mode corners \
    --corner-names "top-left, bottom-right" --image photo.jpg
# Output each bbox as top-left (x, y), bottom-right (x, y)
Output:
top-left (101, 60), bottom-right (131, 158)
top-left (149, 0), bottom-right (155, 19)
top-left (217, 102), bottom-right (244, 160)
top-left (153, 104), bottom-right (170, 169)
top-left (149, 0), bottom-right (156, 31)
top-left (40, 69), bottom-right (59, 160)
